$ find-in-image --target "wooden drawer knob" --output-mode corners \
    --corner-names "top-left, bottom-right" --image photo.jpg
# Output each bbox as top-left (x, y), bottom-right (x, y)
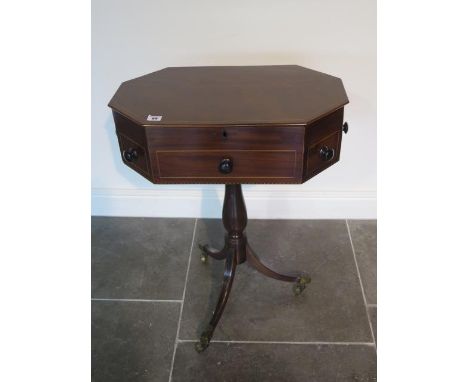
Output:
top-left (319, 146), bottom-right (335, 162)
top-left (343, 122), bottom-right (349, 134)
top-left (219, 158), bottom-right (233, 174)
top-left (123, 148), bottom-right (138, 162)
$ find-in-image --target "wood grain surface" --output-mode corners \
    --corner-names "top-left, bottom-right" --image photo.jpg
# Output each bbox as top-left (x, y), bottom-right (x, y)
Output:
top-left (110, 65), bottom-right (348, 184)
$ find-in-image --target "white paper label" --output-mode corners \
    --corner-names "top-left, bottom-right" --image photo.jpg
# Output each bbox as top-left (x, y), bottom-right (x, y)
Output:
top-left (147, 115), bottom-right (162, 121)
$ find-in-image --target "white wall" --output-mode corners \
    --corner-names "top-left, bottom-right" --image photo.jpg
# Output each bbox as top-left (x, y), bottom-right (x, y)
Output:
top-left (91, 0), bottom-right (376, 219)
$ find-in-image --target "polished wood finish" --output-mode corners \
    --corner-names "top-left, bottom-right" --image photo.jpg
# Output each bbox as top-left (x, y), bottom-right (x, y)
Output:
top-left (110, 65), bottom-right (348, 185)
top-left (109, 65), bottom-right (348, 126)
top-left (113, 107), bottom-right (345, 184)
top-left (196, 185), bottom-right (311, 352)
top-left (146, 124), bottom-right (302, 149)
top-left (157, 150), bottom-right (297, 179)
top-left (109, 65), bottom-right (349, 352)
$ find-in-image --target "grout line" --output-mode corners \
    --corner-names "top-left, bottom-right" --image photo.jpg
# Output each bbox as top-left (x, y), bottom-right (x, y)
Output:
top-left (367, 303), bottom-right (377, 308)
top-left (168, 218), bottom-right (197, 382)
top-left (91, 298), bottom-right (182, 303)
top-left (177, 339), bottom-right (375, 346)
top-left (346, 220), bottom-right (377, 348)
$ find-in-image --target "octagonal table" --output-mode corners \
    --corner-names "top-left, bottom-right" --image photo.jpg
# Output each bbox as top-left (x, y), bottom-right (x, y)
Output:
top-left (109, 65), bottom-right (349, 351)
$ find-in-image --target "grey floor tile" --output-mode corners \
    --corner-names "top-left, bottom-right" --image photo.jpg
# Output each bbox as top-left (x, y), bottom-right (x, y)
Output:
top-left (92, 301), bottom-right (180, 382)
top-left (92, 217), bottom-right (195, 300)
top-left (172, 342), bottom-right (376, 382)
top-left (348, 220), bottom-right (377, 305)
top-left (368, 306), bottom-right (377, 344)
top-left (180, 219), bottom-right (372, 342)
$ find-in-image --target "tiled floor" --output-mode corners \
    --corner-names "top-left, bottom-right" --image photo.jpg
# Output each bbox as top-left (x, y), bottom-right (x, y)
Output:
top-left (92, 217), bottom-right (377, 382)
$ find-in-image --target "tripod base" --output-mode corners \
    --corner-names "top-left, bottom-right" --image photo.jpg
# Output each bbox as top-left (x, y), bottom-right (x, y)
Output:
top-left (195, 184), bottom-right (311, 352)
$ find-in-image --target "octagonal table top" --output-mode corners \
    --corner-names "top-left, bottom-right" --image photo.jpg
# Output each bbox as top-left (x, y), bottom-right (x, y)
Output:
top-left (109, 65), bottom-right (348, 127)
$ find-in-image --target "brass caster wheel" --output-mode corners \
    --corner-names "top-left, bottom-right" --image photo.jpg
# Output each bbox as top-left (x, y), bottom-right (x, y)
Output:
top-left (198, 244), bottom-right (208, 264)
top-left (293, 275), bottom-right (311, 296)
top-left (195, 338), bottom-right (209, 353)
top-left (293, 284), bottom-right (305, 296)
top-left (195, 327), bottom-right (213, 353)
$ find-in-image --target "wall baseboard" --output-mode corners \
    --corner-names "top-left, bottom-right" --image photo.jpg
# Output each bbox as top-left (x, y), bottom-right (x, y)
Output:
top-left (91, 187), bottom-right (376, 219)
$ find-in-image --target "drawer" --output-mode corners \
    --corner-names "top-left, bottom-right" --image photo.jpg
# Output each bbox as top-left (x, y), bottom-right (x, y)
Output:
top-left (117, 133), bottom-right (150, 177)
top-left (306, 108), bottom-right (343, 145)
top-left (306, 131), bottom-right (341, 178)
top-left (156, 150), bottom-right (297, 179)
top-left (113, 111), bottom-right (147, 143)
top-left (147, 126), bottom-right (304, 151)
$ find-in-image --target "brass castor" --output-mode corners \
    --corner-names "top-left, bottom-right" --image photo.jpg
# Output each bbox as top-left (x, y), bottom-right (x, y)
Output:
top-left (195, 326), bottom-right (214, 353)
top-left (293, 275), bottom-right (311, 296)
top-left (199, 244), bottom-right (208, 264)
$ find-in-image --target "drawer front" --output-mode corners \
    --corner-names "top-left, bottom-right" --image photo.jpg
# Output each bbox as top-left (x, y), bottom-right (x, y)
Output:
top-left (147, 126), bottom-right (303, 150)
top-left (117, 133), bottom-right (150, 177)
top-left (156, 150), bottom-right (297, 179)
top-left (113, 111), bottom-right (147, 143)
top-left (306, 108), bottom-right (343, 145)
top-left (306, 131), bottom-right (341, 178)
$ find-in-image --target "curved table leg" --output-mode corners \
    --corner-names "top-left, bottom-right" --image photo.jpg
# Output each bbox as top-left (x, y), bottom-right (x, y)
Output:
top-left (195, 249), bottom-right (237, 352)
top-left (198, 243), bottom-right (228, 262)
top-left (246, 243), bottom-right (311, 295)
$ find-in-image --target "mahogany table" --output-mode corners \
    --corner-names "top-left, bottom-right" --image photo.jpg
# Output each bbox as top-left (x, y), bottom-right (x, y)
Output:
top-left (109, 65), bottom-right (349, 352)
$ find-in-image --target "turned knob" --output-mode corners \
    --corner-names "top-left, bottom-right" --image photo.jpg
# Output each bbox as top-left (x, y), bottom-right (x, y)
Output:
top-left (319, 146), bottom-right (335, 162)
top-left (123, 148), bottom-right (138, 162)
top-left (219, 158), bottom-right (233, 174)
top-left (343, 122), bottom-right (349, 134)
